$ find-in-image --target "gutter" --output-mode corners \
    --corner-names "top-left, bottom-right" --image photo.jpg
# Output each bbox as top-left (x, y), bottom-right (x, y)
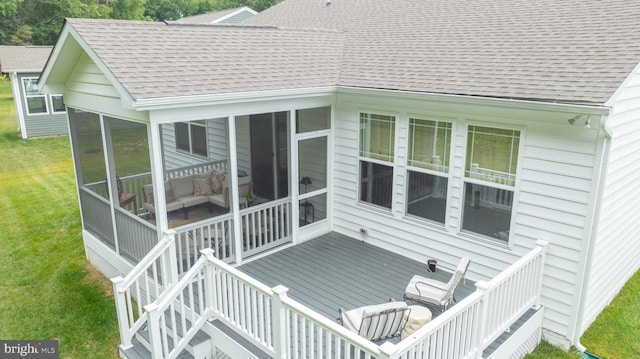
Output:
top-left (572, 114), bottom-right (612, 357)
top-left (132, 86), bottom-right (338, 111)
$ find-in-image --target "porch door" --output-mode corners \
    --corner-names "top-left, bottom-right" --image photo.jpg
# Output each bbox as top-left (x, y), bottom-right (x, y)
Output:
top-left (296, 107), bottom-right (331, 230)
top-left (250, 112), bottom-right (289, 201)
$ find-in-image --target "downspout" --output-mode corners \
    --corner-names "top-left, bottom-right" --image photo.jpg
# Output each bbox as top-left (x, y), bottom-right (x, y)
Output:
top-left (572, 115), bottom-right (613, 355)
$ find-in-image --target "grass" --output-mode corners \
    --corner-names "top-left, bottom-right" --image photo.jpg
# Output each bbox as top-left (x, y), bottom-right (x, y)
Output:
top-left (0, 76), bottom-right (120, 358)
top-left (1, 74), bottom-right (639, 358)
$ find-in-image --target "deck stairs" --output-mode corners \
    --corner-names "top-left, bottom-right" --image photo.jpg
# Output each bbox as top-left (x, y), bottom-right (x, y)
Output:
top-left (119, 309), bottom-right (213, 359)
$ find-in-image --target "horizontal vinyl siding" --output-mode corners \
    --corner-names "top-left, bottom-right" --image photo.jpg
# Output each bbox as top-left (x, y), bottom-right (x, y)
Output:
top-left (23, 113), bottom-right (68, 137)
top-left (332, 92), bottom-right (599, 345)
top-left (15, 73), bottom-right (68, 138)
top-left (583, 66), bottom-right (640, 334)
top-left (63, 52), bottom-right (146, 122)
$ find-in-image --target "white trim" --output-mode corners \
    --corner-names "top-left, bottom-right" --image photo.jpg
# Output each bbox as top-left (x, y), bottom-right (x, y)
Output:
top-left (339, 87), bottom-right (610, 117)
top-left (135, 87), bottom-right (338, 111)
top-left (8, 72), bottom-right (27, 139)
top-left (22, 76), bottom-right (49, 116)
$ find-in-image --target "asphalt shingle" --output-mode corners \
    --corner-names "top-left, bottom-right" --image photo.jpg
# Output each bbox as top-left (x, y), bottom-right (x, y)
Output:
top-left (65, 0), bottom-right (640, 104)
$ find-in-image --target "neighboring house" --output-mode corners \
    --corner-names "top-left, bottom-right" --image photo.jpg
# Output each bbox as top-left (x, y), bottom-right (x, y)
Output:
top-left (174, 6), bottom-right (257, 24)
top-left (0, 46), bottom-right (67, 139)
top-left (38, 0), bottom-right (640, 358)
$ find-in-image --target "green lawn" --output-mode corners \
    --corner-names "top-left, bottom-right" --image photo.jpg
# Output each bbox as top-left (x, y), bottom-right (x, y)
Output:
top-left (0, 76), bottom-right (120, 358)
top-left (1, 75), bottom-right (638, 358)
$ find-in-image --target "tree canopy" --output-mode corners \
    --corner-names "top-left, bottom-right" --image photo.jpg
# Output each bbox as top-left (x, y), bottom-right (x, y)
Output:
top-left (0, 0), bottom-right (279, 46)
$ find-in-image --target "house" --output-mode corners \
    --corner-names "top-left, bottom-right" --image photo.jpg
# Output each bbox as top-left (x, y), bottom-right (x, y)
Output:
top-left (38, 0), bottom-right (640, 357)
top-left (174, 6), bottom-right (257, 24)
top-left (0, 46), bottom-right (67, 139)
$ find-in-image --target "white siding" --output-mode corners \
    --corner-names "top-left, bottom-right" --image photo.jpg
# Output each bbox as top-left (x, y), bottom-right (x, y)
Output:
top-left (64, 52), bottom-right (146, 122)
top-left (332, 91), bottom-right (600, 346)
top-left (583, 64), bottom-right (640, 333)
top-left (161, 118), bottom-right (228, 170)
top-left (235, 116), bottom-right (252, 175)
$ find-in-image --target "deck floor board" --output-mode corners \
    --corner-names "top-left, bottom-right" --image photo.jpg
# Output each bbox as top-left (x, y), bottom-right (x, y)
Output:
top-left (238, 232), bottom-right (475, 321)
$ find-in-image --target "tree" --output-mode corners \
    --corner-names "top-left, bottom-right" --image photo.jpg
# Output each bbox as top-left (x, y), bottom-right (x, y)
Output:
top-left (111, 0), bottom-right (147, 20)
top-left (0, 0), bottom-right (22, 45)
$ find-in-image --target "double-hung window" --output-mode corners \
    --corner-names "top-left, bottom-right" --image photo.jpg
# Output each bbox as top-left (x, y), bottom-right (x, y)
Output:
top-left (22, 77), bottom-right (65, 115)
top-left (359, 112), bottom-right (395, 209)
top-left (462, 125), bottom-right (520, 242)
top-left (175, 120), bottom-right (207, 157)
top-left (22, 77), bottom-right (47, 115)
top-left (406, 118), bottom-right (452, 224)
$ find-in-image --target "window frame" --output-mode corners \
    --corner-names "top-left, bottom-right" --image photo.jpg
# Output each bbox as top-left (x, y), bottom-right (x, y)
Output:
top-left (50, 94), bottom-right (66, 113)
top-left (405, 116), bottom-right (454, 226)
top-left (22, 77), bottom-right (48, 115)
top-left (460, 123), bottom-right (524, 245)
top-left (175, 121), bottom-right (208, 158)
top-left (358, 111), bottom-right (397, 210)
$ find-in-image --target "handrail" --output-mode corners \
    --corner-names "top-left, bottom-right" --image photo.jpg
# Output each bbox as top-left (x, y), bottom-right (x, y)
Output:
top-left (111, 231), bottom-right (178, 350)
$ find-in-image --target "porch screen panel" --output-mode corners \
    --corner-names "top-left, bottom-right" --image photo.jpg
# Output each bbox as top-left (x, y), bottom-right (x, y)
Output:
top-left (359, 112), bottom-right (395, 209)
top-left (296, 107), bottom-right (330, 133)
top-left (69, 108), bottom-right (108, 197)
top-left (462, 125), bottom-right (520, 242)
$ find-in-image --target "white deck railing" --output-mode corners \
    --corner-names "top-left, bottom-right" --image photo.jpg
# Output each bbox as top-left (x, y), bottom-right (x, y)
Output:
top-left (128, 240), bottom-right (547, 359)
top-left (165, 159), bottom-right (228, 179)
top-left (393, 240), bottom-right (548, 359)
top-left (173, 214), bottom-right (235, 274)
top-left (111, 231), bottom-right (179, 351)
top-left (240, 198), bottom-right (292, 257)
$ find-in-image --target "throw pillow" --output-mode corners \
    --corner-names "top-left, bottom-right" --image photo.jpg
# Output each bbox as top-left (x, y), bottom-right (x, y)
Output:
top-left (211, 170), bottom-right (225, 194)
top-left (193, 178), bottom-right (212, 196)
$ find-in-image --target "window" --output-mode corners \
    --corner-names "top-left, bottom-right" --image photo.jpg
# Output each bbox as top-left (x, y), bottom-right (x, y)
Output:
top-left (359, 112), bottom-right (395, 209)
top-left (22, 77), bottom-right (47, 114)
top-left (406, 118), bottom-right (452, 224)
top-left (175, 121), bottom-right (207, 157)
top-left (22, 77), bottom-right (65, 115)
top-left (462, 125), bottom-right (520, 242)
top-left (50, 95), bottom-right (66, 113)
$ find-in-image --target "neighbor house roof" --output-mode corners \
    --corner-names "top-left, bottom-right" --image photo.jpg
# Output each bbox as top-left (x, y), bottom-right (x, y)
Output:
top-left (45, 0), bottom-right (640, 106)
top-left (174, 7), bottom-right (257, 24)
top-left (0, 46), bottom-right (53, 73)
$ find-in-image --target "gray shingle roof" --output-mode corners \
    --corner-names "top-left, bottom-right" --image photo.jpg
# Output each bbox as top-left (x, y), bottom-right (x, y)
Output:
top-left (64, 0), bottom-right (640, 105)
top-left (173, 7), bottom-right (247, 24)
top-left (67, 19), bottom-right (344, 100)
top-left (245, 0), bottom-right (640, 104)
top-left (0, 46), bottom-right (53, 73)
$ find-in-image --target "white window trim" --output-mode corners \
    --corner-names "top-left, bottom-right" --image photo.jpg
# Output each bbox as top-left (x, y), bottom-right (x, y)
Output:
top-left (405, 116), bottom-right (455, 226)
top-left (49, 94), bottom-right (66, 114)
top-left (175, 121), bottom-right (208, 158)
top-left (22, 77), bottom-right (49, 116)
top-left (458, 122), bottom-right (526, 246)
top-left (357, 110), bottom-right (398, 211)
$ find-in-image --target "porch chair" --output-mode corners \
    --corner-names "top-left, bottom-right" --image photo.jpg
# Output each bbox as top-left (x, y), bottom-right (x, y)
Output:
top-left (338, 301), bottom-right (410, 342)
top-left (404, 257), bottom-right (470, 312)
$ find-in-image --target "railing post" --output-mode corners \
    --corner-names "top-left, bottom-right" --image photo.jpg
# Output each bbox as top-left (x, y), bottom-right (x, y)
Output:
top-left (111, 276), bottom-right (133, 350)
top-left (473, 280), bottom-right (491, 359)
top-left (272, 285), bottom-right (289, 359)
top-left (145, 303), bottom-right (164, 359)
top-left (202, 248), bottom-right (217, 315)
top-left (534, 240), bottom-right (549, 309)
top-left (162, 229), bottom-right (179, 288)
top-left (379, 342), bottom-right (396, 359)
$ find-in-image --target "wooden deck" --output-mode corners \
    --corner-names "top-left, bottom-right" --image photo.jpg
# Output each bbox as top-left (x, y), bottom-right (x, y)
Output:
top-left (238, 231), bottom-right (475, 322)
